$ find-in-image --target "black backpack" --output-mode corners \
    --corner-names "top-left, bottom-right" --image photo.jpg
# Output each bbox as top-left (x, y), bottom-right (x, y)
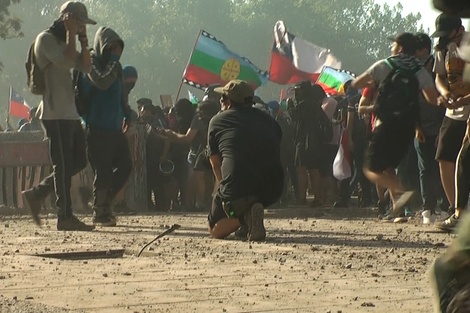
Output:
top-left (25, 40), bottom-right (46, 95)
top-left (374, 57), bottom-right (420, 123)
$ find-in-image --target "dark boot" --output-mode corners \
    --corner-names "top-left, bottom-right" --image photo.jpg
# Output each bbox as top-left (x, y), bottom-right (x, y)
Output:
top-left (92, 189), bottom-right (116, 227)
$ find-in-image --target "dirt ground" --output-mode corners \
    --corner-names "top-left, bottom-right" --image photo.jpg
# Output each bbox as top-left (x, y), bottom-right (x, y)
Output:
top-left (0, 205), bottom-right (453, 313)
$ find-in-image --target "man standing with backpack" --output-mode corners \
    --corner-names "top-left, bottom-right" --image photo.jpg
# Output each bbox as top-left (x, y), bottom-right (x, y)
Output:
top-left (351, 32), bottom-right (440, 219)
top-left (22, 1), bottom-right (96, 231)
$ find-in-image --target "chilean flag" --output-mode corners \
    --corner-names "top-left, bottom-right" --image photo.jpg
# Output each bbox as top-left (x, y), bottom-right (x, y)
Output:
top-left (269, 20), bottom-right (342, 85)
top-left (9, 87), bottom-right (31, 120)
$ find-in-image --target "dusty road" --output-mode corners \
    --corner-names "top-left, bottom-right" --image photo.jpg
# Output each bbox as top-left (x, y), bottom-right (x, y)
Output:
top-left (0, 206), bottom-right (452, 312)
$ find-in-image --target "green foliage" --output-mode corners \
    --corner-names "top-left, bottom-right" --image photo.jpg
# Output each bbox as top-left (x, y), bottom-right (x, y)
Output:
top-left (0, 0), bottom-right (424, 114)
top-left (0, 0), bottom-right (22, 71)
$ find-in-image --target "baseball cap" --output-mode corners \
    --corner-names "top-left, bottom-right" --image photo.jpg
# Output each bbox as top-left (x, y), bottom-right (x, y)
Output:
top-left (431, 13), bottom-right (462, 38)
top-left (388, 32), bottom-right (417, 54)
top-left (60, 1), bottom-right (97, 25)
top-left (214, 80), bottom-right (254, 104)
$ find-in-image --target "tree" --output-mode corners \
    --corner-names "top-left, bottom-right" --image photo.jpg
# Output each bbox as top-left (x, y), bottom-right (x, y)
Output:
top-left (0, 0), bottom-right (424, 111)
top-left (0, 0), bottom-right (23, 71)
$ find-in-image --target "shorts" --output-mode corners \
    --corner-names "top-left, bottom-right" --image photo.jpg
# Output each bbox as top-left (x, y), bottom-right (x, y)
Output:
top-left (436, 117), bottom-right (466, 163)
top-left (319, 144), bottom-right (339, 177)
top-left (364, 122), bottom-right (414, 172)
top-left (294, 147), bottom-right (320, 169)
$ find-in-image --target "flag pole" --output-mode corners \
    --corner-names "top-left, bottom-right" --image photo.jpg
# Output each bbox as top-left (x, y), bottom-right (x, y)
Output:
top-left (7, 86), bottom-right (11, 124)
top-left (176, 29), bottom-right (203, 102)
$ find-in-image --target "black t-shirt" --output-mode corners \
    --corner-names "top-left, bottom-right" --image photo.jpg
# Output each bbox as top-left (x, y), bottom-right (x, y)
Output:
top-left (208, 106), bottom-right (283, 203)
top-left (289, 99), bottom-right (321, 151)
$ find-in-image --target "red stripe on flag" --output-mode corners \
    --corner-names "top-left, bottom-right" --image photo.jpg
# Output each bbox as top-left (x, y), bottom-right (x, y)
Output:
top-left (269, 51), bottom-right (319, 85)
top-left (10, 100), bottom-right (30, 119)
top-left (316, 82), bottom-right (340, 96)
top-left (184, 64), bottom-right (259, 90)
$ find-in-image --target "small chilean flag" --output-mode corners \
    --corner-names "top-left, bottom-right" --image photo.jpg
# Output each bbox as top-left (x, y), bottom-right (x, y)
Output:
top-left (9, 87), bottom-right (31, 120)
top-left (269, 20), bottom-right (342, 85)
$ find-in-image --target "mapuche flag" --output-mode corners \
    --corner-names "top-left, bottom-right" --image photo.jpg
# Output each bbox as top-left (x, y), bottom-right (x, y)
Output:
top-left (269, 20), bottom-right (341, 85)
top-left (182, 30), bottom-right (268, 90)
top-left (9, 87), bottom-right (31, 120)
top-left (316, 66), bottom-right (356, 96)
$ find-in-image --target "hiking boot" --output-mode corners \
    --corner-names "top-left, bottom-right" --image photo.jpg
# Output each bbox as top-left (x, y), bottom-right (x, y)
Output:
top-left (436, 214), bottom-right (459, 233)
top-left (57, 215), bottom-right (95, 231)
top-left (93, 205), bottom-right (117, 227)
top-left (391, 190), bottom-right (415, 216)
top-left (22, 189), bottom-right (42, 226)
top-left (92, 215), bottom-right (117, 227)
top-left (234, 224), bottom-right (249, 239)
top-left (244, 203), bottom-right (266, 242)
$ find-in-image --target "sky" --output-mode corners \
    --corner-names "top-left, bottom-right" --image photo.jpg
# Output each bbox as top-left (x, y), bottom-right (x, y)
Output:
top-left (375, 0), bottom-right (469, 33)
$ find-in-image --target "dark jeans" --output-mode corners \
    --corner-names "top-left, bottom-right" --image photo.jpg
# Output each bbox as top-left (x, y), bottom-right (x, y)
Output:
top-left (414, 136), bottom-right (449, 213)
top-left (456, 137), bottom-right (470, 210)
top-left (34, 120), bottom-right (87, 218)
top-left (87, 128), bottom-right (132, 206)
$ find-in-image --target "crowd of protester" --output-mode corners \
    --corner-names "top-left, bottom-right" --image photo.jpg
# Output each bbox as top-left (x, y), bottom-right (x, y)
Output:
top-left (3, 1), bottom-right (470, 310)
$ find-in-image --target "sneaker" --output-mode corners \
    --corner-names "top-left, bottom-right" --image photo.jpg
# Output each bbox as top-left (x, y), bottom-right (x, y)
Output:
top-left (57, 215), bottom-right (95, 231)
top-left (439, 210), bottom-right (451, 221)
top-left (393, 216), bottom-right (409, 223)
top-left (436, 214), bottom-right (459, 233)
top-left (92, 215), bottom-right (117, 227)
top-left (391, 190), bottom-right (415, 216)
top-left (245, 203), bottom-right (266, 242)
top-left (22, 189), bottom-right (42, 226)
top-left (381, 213), bottom-right (395, 222)
top-left (422, 210), bottom-right (436, 225)
top-left (234, 224), bottom-right (249, 239)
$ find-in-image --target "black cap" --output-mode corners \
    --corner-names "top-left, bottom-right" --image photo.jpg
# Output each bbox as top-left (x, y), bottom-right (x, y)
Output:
top-left (388, 32), bottom-right (417, 55)
top-left (431, 13), bottom-right (462, 37)
top-left (415, 32), bottom-right (432, 52)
